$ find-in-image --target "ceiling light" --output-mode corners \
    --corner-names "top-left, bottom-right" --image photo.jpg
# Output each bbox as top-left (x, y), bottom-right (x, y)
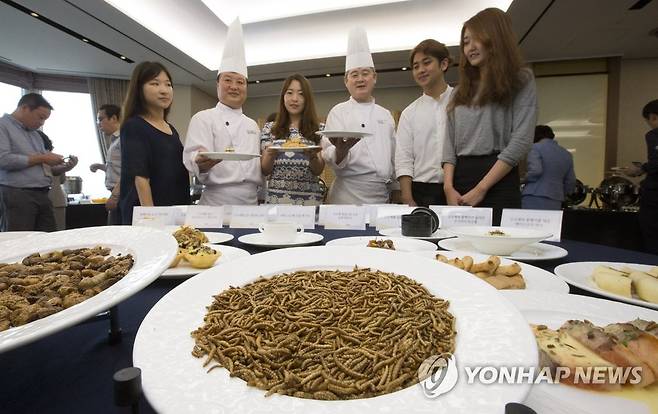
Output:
top-left (82, 38), bottom-right (89, 43)
top-left (401, 67), bottom-right (408, 71)
top-left (120, 56), bottom-right (127, 60)
top-left (30, 12), bottom-right (39, 17)
top-left (255, 80), bottom-right (260, 83)
top-left (105, 0), bottom-right (513, 69)
top-left (325, 74), bottom-right (331, 77)
top-left (201, 0), bottom-right (412, 25)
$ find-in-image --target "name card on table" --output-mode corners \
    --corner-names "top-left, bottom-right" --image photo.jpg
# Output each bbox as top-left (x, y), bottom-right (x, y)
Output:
top-left (132, 206), bottom-right (178, 227)
top-left (435, 207), bottom-right (493, 228)
top-left (229, 205), bottom-right (269, 228)
top-left (374, 206), bottom-right (414, 230)
top-left (501, 209), bottom-right (563, 242)
top-left (364, 204), bottom-right (396, 225)
top-left (320, 205), bottom-right (367, 230)
top-left (272, 205), bottom-right (316, 229)
top-left (184, 205), bottom-right (224, 229)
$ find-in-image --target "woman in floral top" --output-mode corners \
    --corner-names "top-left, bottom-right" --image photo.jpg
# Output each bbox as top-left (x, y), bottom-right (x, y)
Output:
top-left (261, 74), bottom-right (325, 205)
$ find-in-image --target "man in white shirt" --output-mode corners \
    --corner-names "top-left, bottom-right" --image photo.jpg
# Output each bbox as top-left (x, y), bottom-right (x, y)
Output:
top-left (395, 39), bottom-right (453, 207)
top-left (183, 19), bottom-right (262, 205)
top-left (90, 104), bottom-right (122, 223)
top-left (321, 27), bottom-right (396, 204)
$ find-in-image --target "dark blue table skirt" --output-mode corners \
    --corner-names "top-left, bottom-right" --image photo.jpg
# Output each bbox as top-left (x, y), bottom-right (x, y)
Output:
top-left (1, 226), bottom-right (657, 414)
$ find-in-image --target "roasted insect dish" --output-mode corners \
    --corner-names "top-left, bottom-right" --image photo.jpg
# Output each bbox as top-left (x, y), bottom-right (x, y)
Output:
top-left (0, 246), bottom-right (134, 331)
top-left (191, 268), bottom-right (456, 400)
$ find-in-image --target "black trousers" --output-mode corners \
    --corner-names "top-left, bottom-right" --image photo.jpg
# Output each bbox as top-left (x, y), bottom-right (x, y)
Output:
top-left (639, 186), bottom-right (658, 254)
top-left (411, 182), bottom-right (447, 207)
top-left (0, 186), bottom-right (57, 232)
top-left (453, 154), bottom-right (521, 226)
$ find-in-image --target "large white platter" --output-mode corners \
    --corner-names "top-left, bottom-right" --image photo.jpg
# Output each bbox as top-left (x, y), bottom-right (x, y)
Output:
top-left (504, 290), bottom-right (658, 414)
top-left (326, 236), bottom-right (437, 252)
top-left (160, 245), bottom-right (251, 279)
top-left (438, 238), bottom-right (568, 261)
top-left (199, 151), bottom-right (261, 161)
top-left (554, 261), bottom-right (658, 310)
top-left (414, 250), bottom-right (569, 294)
top-left (134, 246), bottom-right (537, 414)
top-left (0, 226), bottom-right (177, 353)
top-left (0, 231), bottom-right (44, 243)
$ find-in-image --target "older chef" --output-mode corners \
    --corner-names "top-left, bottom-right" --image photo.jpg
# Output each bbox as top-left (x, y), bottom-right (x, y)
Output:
top-left (183, 18), bottom-right (262, 205)
top-left (320, 27), bottom-right (397, 205)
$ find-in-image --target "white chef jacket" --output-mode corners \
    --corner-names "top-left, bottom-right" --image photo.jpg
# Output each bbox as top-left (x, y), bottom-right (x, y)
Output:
top-left (395, 87), bottom-right (452, 184)
top-left (183, 102), bottom-right (262, 206)
top-left (321, 97), bottom-right (396, 205)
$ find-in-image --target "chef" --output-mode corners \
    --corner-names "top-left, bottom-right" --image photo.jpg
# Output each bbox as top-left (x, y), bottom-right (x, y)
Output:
top-left (183, 18), bottom-right (262, 205)
top-left (320, 27), bottom-right (397, 205)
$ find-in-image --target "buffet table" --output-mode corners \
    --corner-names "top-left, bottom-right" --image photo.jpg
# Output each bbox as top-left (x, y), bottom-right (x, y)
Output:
top-left (1, 226), bottom-right (657, 414)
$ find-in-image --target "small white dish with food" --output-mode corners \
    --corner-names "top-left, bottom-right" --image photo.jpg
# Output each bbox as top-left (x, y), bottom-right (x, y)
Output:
top-left (446, 226), bottom-right (552, 255)
top-left (326, 236), bottom-right (437, 252)
top-left (438, 237), bottom-right (567, 261)
top-left (554, 262), bottom-right (658, 310)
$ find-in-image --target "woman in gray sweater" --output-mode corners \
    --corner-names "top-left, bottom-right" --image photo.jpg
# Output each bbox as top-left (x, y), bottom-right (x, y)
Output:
top-left (442, 7), bottom-right (537, 225)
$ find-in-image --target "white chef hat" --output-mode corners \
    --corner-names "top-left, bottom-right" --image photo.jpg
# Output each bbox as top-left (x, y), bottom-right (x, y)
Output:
top-left (218, 18), bottom-right (248, 78)
top-left (345, 27), bottom-right (374, 72)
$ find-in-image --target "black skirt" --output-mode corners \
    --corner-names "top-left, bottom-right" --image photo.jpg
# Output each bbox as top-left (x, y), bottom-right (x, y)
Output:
top-left (453, 154), bottom-right (521, 225)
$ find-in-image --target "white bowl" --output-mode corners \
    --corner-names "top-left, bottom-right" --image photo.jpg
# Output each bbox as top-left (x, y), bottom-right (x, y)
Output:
top-left (448, 226), bottom-right (552, 255)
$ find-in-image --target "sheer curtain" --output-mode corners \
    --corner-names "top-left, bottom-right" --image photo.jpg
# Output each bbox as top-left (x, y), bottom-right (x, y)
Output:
top-left (87, 78), bottom-right (129, 161)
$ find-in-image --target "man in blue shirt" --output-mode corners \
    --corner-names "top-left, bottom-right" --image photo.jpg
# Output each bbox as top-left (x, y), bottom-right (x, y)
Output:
top-left (0, 93), bottom-right (68, 231)
top-left (521, 125), bottom-right (576, 210)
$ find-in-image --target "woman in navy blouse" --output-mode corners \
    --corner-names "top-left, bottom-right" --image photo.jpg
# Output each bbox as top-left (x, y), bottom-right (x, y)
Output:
top-left (119, 61), bottom-right (190, 224)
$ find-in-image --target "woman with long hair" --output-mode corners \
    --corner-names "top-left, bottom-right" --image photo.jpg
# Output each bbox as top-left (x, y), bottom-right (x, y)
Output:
top-left (442, 8), bottom-right (537, 224)
top-left (119, 61), bottom-right (190, 224)
top-left (260, 73), bottom-right (325, 205)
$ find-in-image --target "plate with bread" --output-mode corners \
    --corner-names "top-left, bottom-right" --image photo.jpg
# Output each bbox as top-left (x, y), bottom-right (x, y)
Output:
top-left (554, 262), bottom-right (658, 310)
top-left (505, 290), bottom-right (658, 414)
top-left (414, 250), bottom-right (569, 293)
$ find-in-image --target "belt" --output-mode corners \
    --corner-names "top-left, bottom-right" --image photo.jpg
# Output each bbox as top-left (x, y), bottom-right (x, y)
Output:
top-left (1, 185), bottom-right (50, 192)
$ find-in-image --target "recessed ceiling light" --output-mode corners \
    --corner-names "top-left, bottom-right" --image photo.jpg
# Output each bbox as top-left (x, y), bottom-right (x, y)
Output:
top-left (325, 73), bottom-right (331, 77)
top-left (30, 12), bottom-right (39, 17)
top-left (401, 67), bottom-right (408, 71)
top-left (120, 56), bottom-right (127, 60)
top-left (201, 0), bottom-right (413, 25)
top-left (82, 38), bottom-right (89, 43)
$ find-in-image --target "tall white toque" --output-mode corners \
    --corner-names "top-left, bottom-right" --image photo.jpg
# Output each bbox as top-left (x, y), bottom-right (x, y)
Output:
top-left (345, 27), bottom-right (374, 72)
top-left (218, 17), bottom-right (248, 78)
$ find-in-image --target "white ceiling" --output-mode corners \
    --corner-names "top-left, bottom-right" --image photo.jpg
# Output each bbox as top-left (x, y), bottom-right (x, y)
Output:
top-left (0, 0), bottom-right (657, 98)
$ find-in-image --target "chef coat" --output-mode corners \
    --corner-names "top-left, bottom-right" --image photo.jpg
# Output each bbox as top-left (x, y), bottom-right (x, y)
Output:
top-left (183, 102), bottom-right (262, 205)
top-left (321, 97), bottom-right (396, 204)
top-left (395, 87), bottom-right (453, 184)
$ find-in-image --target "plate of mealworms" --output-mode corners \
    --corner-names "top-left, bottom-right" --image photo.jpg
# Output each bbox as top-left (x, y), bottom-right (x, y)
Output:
top-left (134, 247), bottom-right (537, 414)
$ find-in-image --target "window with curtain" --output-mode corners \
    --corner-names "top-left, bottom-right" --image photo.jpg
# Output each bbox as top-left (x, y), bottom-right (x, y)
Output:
top-left (41, 90), bottom-right (107, 198)
top-left (0, 82), bottom-right (23, 115)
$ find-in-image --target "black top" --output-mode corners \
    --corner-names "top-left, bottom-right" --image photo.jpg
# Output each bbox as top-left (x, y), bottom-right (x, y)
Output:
top-left (119, 116), bottom-right (190, 224)
top-left (642, 128), bottom-right (658, 190)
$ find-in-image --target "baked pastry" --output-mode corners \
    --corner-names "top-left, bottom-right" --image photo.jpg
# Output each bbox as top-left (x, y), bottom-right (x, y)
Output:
top-left (183, 246), bottom-right (221, 269)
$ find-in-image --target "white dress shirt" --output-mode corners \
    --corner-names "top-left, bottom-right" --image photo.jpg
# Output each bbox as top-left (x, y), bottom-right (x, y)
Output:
top-left (320, 97), bottom-right (396, 204)
top-left (183, 102), bottom-right (262, 205)
top-left (395, 86), bottom-right (452, 184)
